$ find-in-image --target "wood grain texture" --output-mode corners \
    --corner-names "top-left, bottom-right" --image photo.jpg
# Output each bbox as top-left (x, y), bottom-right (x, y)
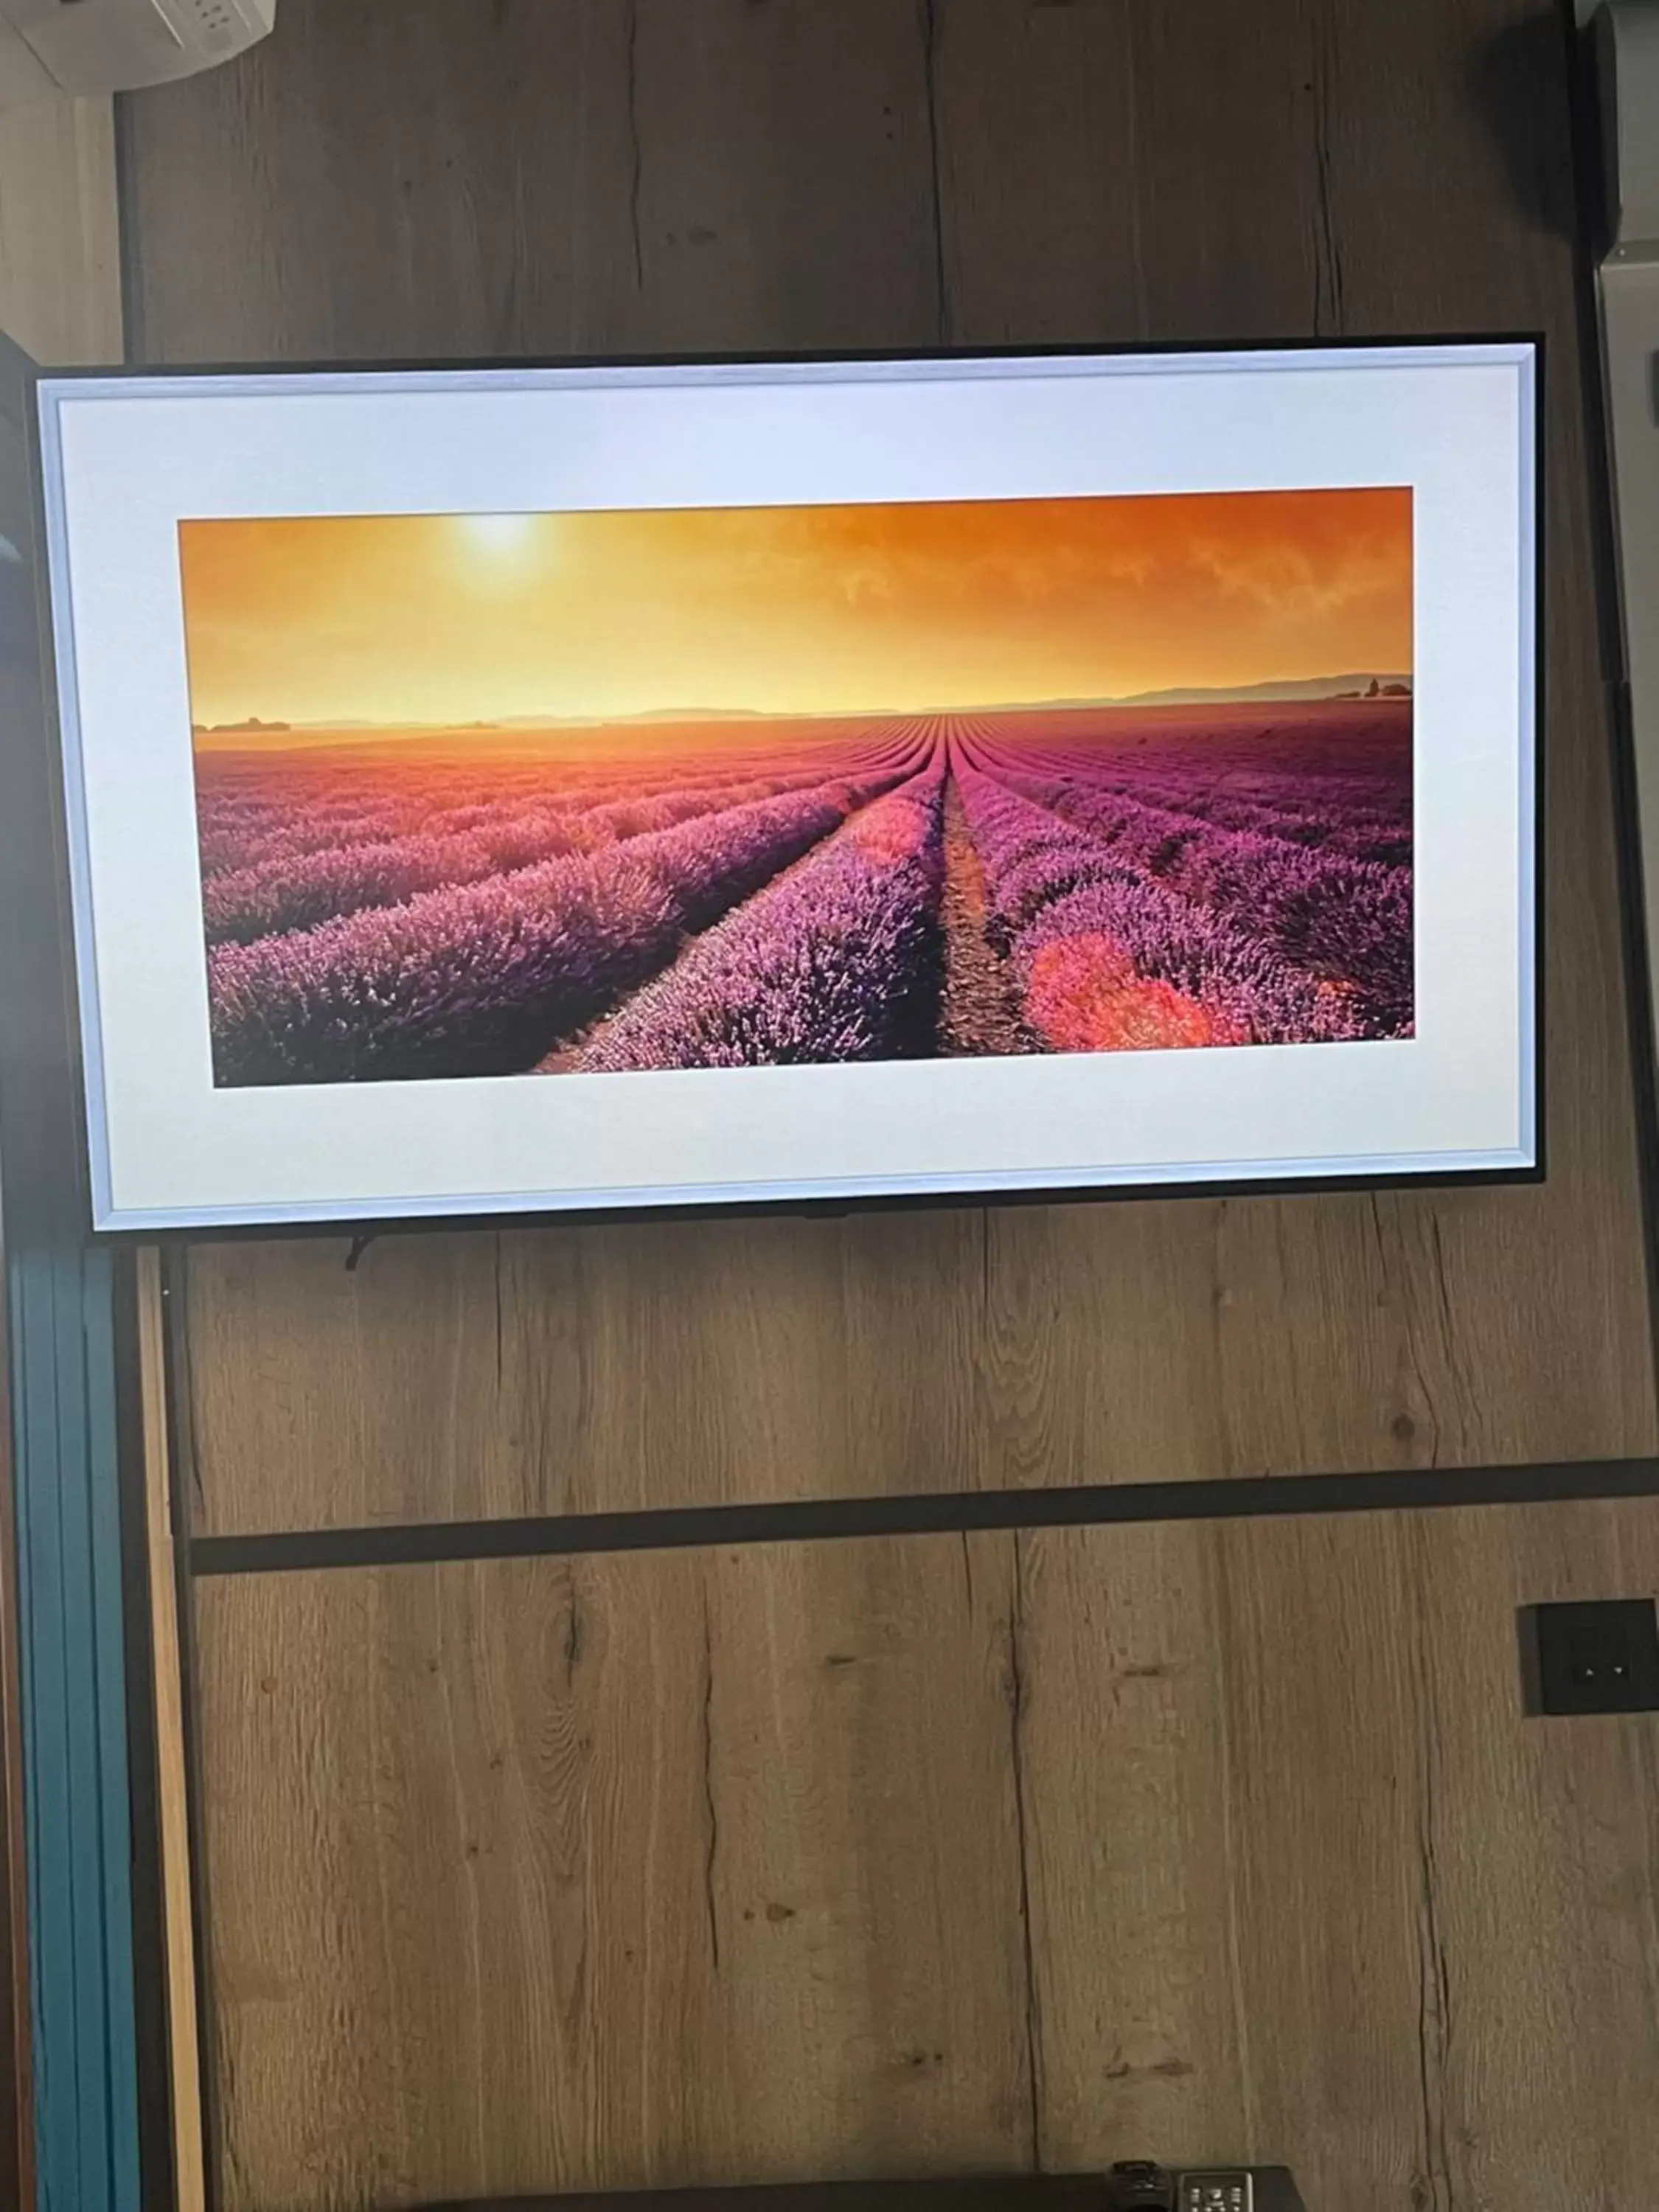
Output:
top-left (192, 1504), bottom-right (1659, 2211)
top-left (118, 0), bottom-right (944, 366)
top-left (941, 0), bottom-right (1658, 1488)
top-left (116, 15), bottom-right (1659, 2211)
top-left (193, 1536), bottom-right (1033, 2211)
top-left (136, 1250), bottom-right (206, 2212)
top-left (175, 1215), bottom-right (998, 1533)
top-left (117, 0), bottom-right (1658, 1540)
top-left (1020, 1505), bottom-right (1659, 2205)
top-left (0, 97), bottom-right (121, 366)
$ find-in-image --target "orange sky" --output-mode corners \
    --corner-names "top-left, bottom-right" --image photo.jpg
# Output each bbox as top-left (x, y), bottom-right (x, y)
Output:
top-left (178, 487), bottom-right (1412, 731)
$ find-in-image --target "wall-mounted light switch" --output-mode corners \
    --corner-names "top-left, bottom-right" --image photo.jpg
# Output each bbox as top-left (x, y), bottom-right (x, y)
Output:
top-left (1522, 1599), bottom-right (1659, 1715)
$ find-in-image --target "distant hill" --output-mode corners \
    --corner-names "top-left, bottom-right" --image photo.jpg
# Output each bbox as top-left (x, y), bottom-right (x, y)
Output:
top-left (192, 678), bottom-right (1415, 748)
top-left (1105, 673), bottom-right (1412, 707)
top-left (489, 707), bottom-right (778, 728)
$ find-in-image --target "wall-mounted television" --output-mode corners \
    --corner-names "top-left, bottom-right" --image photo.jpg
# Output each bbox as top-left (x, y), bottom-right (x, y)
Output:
top-left (33, 341), bottom-right (1539, 1233)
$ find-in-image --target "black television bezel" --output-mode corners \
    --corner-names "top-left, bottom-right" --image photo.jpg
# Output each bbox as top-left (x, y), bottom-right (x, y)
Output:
top-left (26, 334), bottom-right (1546, 1244)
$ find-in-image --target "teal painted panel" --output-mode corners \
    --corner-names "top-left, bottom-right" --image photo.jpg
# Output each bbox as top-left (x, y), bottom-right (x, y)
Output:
top-left (14, 1248), bottom-right (77, 2204)
top-left (1, 328), bottom-right (145, 2211)
top-left (10, 1243), bottom-right (142, 2212)
top-left (84, 1263), bottom-right (141, 2212)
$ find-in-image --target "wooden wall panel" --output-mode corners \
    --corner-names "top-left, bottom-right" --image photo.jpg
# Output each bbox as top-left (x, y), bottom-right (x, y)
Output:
top-left (194, 1537), bottom-right (1032, 2210)
top-left (192, 1502), bottom-right (1659, 2211)
top-left (127, 0), bottom-right (1001, 1539)
top-left (0, 97), bottom-right (120, 368)
top-left (119, 0), bottom-right (1658, 1540)
top-left (941, 0), bottom-right (1655, 1488)
top-left (176, 1215), bottom-right (998, 1533)
top-left (118, 0), bottom-right (944, 366)
top-left (108, 10), bottom-right (1659, 2210)
top-left (1023, 1502), bottom-right (1659, 2206)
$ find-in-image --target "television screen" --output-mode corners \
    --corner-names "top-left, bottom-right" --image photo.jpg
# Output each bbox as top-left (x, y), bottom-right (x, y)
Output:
top-left (34, 343), bottom-right (1538, 1231)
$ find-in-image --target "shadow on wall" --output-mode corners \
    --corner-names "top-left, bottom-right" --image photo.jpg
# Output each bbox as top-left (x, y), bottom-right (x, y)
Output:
top-left (1470, 6), bottom-right (1581, 238)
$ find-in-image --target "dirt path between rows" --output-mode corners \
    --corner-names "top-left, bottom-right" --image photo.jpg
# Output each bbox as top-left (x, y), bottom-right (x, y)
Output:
top-left (938, 778), bottom-right (1037, 1057)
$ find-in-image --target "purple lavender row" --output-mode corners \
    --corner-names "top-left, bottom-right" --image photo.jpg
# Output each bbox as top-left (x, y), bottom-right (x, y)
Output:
top-left (952, 759), bottom-right (1368, 1048)
top-left (959, 745), bottom-right (1411, 1033)
top-left (201, 787), bottom-right (614, 880)
top-left (195, 726), bottom-right (925, 861)
top-left (577, 765), bottom-right (947, 1071)
top-left (964, 738), bottom-right (1411, 864)
top-left (207, 771), bottom-right (905, 1085)
top-left (195, 736), bottom-right (922, 880)
top-left (199, 772), bottom-right (664, 866)
top-left (200, 761), bottom-right (836, 863)
top-left (964, 724), bottom-right (1412, 864)
top-left (201, 768), bottom-right (849, 945)
top-left (1032, 775), bottom-right (1408, 863)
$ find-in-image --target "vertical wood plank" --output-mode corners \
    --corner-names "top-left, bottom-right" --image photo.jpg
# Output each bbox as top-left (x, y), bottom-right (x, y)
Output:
top-left (119, 0), bottom-right (944, 366)
top-left (194, 1537), bottom-right (1031, 2211)
top-left (1020, 1503), bottom-right (1659, 2207)
top-left (134, 1251), bottom-right (204, 2212)
top-left (0, 99), bottom-right (121, 365)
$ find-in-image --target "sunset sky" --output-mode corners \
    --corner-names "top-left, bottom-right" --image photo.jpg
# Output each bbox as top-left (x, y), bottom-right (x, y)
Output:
top-left (179, 487), bottom-right (1412, 734)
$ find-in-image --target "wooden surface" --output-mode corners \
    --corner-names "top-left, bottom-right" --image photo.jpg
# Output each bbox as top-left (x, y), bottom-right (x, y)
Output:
top-left (120, 0), bottom-right (1659, 1540)
top-left (0, 97), bottom-right (121, 366)
top-left (136, 1252), bottom-right (206, 2212)
top-left (195, 1537), bottom-right (1031, 2208)
top-left (192, 1501), bottom-right (1659, 2212)
top-left (112, 7), bottom-right (1659, 2212)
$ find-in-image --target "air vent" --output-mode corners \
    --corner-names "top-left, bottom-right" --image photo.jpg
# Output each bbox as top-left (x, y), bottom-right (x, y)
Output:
top-left (173, 0), bottom-right (238, 52)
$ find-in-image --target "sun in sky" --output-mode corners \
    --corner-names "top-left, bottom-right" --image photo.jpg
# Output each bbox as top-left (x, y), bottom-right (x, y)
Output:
top-left (178, 486), bottom-right (1412, 734)
top-left (453, 512), bottom-right (546, 563)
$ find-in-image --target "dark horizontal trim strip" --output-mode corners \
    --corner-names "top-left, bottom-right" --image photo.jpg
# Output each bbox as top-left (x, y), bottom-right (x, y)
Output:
top-left (417, 2181), bottom-right (1104, 2211)
top-left (189, 1455), bottom-right (1659, 1577)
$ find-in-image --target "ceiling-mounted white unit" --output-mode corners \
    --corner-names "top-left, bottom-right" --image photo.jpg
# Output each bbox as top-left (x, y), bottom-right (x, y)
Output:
top-left (0, 0), bottom-right (274, 100)
top-left (1593, 2), bottom-right (1659, 1074)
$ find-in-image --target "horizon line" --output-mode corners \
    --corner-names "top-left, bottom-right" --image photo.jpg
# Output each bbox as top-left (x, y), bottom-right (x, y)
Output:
top-left (192, 672), bottom-right (1416, 738)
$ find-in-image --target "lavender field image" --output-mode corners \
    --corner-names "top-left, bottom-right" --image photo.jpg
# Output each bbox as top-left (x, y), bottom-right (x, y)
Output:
top-left (196, 698), bottom-right (1411, 1083)
top-left (181, 490), bottom-right (1414, 1085)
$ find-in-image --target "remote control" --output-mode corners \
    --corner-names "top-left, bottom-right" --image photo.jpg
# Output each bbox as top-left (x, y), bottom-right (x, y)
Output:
top-left (1106, 2164), bottom-right (1175, 2209)
top-left (1178, 2174), bottom-right (1253, 2212)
